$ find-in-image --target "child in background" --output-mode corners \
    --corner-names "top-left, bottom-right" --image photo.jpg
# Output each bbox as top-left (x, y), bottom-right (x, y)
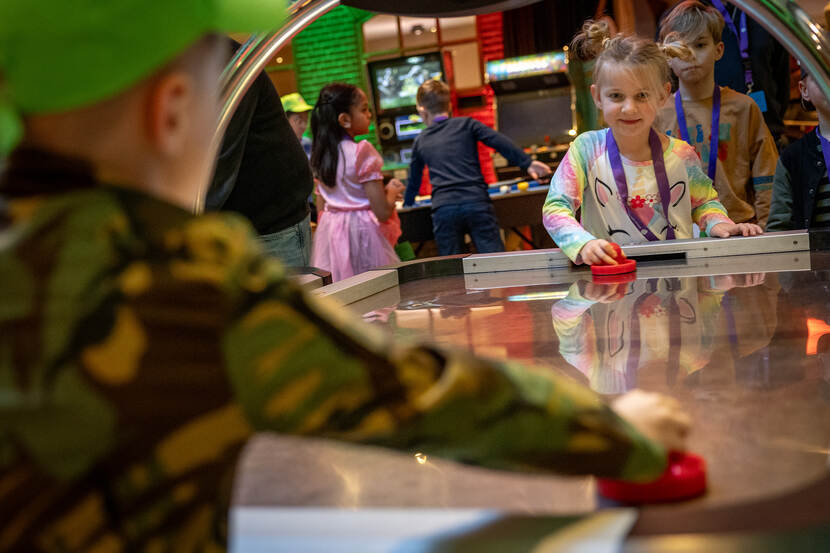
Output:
top-left (543, 21), bottom-right (761, 266)
top-left (282, 92), bottom-right (321, 223)
top-left (655, 0), bottom-right (778, 228)
top-left (405, 80), bottom-right (552, 256)
top-left (282, 92), bottom-right (314, 157)
top-left (767, 68), bottom-right (830, 230)
top-left (310, 83), bottom-right (404, 281)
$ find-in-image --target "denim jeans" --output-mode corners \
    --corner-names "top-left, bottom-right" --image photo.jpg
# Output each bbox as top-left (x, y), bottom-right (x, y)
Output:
top-left (431, 201), bottom-right (504, 256)
top-left (259, 214), bottom-right (311, 267)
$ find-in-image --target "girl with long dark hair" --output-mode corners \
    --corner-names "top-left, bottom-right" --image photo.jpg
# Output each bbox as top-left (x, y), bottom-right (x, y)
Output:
top-left (310, 83), bottom-right (404, 281)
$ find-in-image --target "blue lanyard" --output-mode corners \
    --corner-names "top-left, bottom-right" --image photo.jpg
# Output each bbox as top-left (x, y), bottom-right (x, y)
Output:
top-left (606, 128), bottom-right (676, 241)
top-left (675, 85), bottom-right (721, 181)
top-left (818, 128), bottom-right (830, 178)
top-left (710, 0), bottom-right (753, 90)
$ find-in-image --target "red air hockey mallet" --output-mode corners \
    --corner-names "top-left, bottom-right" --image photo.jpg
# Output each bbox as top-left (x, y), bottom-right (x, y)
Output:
top-left (591, 242), bottom-right (636, 280)
top-left (598, 451), bottom-right (707, 503)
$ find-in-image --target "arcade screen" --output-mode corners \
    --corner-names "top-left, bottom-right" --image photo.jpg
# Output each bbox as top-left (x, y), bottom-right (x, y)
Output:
top-left (497, 88), bottom-right (573, 147)
top-left (369, 53), bottom-right (443, 112)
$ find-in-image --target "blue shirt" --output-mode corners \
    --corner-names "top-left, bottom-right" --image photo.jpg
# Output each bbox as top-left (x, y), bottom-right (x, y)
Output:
top-left (301, 135), bottom-right (312, 158)
top-left (404, 117), bottom-right (532, 208)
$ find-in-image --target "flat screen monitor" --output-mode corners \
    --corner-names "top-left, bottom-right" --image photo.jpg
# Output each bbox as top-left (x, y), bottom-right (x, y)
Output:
top-left (497, 87), bottom-right (573, 147)
top-left (368, 53), bottom-right (443, 113)
top-left (399, 147), bottom-right (414, 163)
top-left (485, 51), bottom-right (567, 82)
top-left (395, 114), bottom-right (426, 140)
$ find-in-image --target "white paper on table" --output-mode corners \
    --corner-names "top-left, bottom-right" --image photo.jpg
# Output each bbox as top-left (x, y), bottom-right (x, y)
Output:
top-left (530, 509), bottom-right (639, 553)
top-left (230, 507), bottom-right (638, 553)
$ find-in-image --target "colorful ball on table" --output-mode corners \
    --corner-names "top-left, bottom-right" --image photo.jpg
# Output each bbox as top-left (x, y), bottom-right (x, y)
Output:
top-left (517, 181), bottom-right (529, 191)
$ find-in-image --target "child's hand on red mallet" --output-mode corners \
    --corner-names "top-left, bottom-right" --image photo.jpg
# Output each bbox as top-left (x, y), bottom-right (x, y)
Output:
top-left (608, 242), bottom-right (625, 261)
top-left (580, 239), bottom-right (620, 265)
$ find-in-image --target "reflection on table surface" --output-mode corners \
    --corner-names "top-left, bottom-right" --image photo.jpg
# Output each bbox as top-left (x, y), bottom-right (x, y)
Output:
top-left (234, 255), bottom-right (830, 517)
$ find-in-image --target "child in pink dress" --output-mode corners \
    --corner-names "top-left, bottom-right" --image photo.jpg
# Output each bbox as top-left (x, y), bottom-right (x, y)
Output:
top-left (310, 83), bottom-right (404, 281)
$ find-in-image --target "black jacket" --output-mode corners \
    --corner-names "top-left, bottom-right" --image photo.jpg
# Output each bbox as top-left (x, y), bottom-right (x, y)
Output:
top-left (767, 130), bottom-right (825, 231)
top-left (207, 60), bottom-right (312, 235)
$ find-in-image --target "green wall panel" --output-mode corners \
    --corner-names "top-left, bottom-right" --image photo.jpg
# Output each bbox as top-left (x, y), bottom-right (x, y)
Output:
top-left (293, 6), bottom-right (378, 146)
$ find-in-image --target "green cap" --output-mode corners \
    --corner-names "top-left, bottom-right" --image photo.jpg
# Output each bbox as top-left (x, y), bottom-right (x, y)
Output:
top-left (0, 0), bottom-right (288, 153)
top-left (281, 92), bottom-right (313, 113)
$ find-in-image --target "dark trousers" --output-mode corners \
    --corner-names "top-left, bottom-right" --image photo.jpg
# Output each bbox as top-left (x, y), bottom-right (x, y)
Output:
top-left (431, 201), bottom-right (504, 256)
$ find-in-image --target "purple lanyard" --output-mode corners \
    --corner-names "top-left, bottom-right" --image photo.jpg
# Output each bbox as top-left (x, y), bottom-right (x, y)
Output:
top-left (675, 85), bottom-right (721, 181)
top-left (818, 128), bottom-right (830, 178)
top-left (710, 0), bottom-right (753, 90)
top-left (606, 128), bottom-right (676, 241)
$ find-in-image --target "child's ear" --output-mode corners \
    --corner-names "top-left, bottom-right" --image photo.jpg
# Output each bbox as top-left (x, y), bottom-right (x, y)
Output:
top-left (662, 81), bottom-right (672, 102)
top-left (799, 79), bottom-right (810, 102)
top-left (147, 70), bottom-right (194, 156)
top-left (714, 41), bottom-right (725, 61)
top-left (337, 112), bottom-right (351, 129)
top-left (799, 78), bottom-right (817, 112)
top-left (653, 82), bottom-right (672, 110)
top-left (590, 84), bottom-right (602, 110)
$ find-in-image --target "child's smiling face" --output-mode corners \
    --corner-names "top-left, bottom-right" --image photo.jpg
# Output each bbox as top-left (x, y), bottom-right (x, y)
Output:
top-left (591, 64), bottom-right (671, 140)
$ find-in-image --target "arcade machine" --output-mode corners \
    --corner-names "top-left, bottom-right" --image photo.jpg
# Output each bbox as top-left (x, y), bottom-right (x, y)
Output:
top-left (366, 52), bottom-right (444, 167)
top-left (485, 50), bottom-right (575, 180)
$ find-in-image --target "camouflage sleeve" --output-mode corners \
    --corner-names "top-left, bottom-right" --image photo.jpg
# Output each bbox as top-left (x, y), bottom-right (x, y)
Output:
top-left (218, 235), bottom-right (667, 482)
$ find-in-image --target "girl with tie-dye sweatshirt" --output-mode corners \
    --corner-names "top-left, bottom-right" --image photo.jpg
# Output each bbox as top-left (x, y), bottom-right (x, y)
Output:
top-left (543, 21), bottom-right (762, 265)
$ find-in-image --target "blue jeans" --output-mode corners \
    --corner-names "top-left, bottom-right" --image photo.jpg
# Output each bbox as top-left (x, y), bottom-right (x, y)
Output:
top-left (431, 201), bottom-right (504, 256)
top-left (259, 214), bottom-right (311, 267)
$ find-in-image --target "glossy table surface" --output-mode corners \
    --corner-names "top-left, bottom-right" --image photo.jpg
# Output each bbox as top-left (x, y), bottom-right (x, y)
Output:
top-left (233, 247), bottom-right (830, 549)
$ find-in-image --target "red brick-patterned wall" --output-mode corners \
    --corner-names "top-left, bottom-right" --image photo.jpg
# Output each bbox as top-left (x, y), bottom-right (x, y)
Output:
top-left (465, 12), bottom-right (505, 183)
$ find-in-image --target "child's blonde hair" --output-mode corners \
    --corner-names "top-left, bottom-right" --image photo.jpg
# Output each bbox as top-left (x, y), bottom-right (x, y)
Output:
top-left (570, 19), bottom-right (692, 99)
top-left (659, 0), bottom-right (725, 44)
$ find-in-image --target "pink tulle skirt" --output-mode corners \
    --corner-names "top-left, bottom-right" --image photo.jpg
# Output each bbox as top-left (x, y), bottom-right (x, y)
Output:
top-left (312, 208), bottom-right (399, 282)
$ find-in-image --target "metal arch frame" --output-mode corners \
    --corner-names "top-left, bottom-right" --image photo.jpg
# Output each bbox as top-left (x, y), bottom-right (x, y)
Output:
top-left (198, 0), bottom-right (342, 212)
top-left (729, 0), bottom-right (830, 96)
top-left (200, 0), bottom-right (830, 213)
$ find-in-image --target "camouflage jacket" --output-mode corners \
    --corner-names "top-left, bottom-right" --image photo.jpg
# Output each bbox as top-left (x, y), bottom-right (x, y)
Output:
top-left (0, 149), bottom-right (665, 553)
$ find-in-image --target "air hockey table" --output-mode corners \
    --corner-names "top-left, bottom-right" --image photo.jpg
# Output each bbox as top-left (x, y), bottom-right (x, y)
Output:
top-left (233, 230), bottom-right (830, 552)
top-left (398, 177), bottom-right (553, 249)
top-left (213, 0), bottom-right (830, 548)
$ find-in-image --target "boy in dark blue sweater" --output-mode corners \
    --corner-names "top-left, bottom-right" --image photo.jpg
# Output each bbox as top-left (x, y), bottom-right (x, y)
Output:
top-left (404, 80), bottom-right (551, 255)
